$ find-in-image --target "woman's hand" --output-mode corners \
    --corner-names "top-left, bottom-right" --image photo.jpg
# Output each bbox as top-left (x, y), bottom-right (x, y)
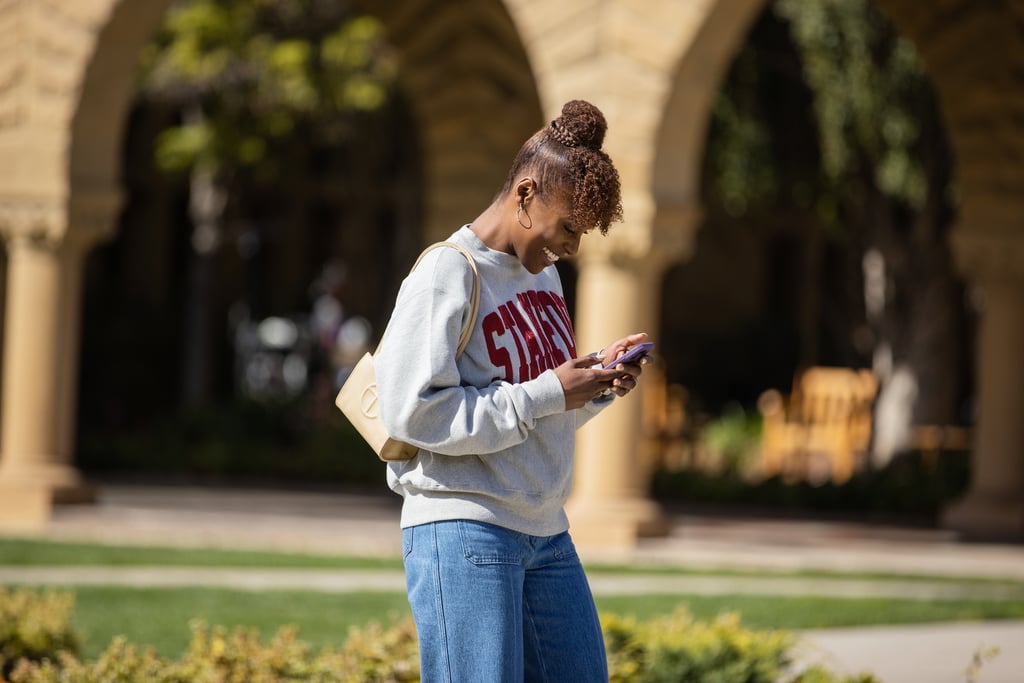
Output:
top-left (555, 333), bottom-right (650, 410)
top-left (599, 333), bottom-right (651, 369)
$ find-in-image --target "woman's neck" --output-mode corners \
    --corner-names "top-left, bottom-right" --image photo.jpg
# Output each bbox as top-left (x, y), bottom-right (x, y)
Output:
top-left (469, 200), bottom-right (515, 255)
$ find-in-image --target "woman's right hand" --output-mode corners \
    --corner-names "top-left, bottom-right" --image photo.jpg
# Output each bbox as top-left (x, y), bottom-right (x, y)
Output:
top-left (555, 355), bottom-right (623, 410)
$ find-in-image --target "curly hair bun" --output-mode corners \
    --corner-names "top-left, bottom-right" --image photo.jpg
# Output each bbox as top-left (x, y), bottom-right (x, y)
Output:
top-left (551, 99), bottom-right (607, 150)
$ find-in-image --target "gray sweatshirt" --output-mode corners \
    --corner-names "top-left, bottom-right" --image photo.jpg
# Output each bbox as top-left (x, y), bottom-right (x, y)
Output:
top-left (375, 226), bottom-right (612, 536)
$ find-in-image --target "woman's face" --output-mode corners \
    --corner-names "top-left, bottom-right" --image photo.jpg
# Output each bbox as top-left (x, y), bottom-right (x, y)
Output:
top-left (516, 191), bottom-right (590, 274)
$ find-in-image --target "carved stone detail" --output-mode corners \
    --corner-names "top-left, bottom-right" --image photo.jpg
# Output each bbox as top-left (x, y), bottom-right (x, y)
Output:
top-left (576, 201), bottom-right (701, 274)
top-left (0, 195), bottom-right (65, 245)
top-left (0, 0), bottom-right (107, 131)
top-left (0, 190), bottom-right (122, 249)
top-left (0, 0), bottom-right (28, 130)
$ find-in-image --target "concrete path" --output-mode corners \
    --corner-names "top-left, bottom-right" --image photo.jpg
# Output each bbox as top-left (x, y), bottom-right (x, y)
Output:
top-left (22, 482), bottom-right (1024, 581)
top-left (3, 480), bottom-right (1024, 683)
top-left (797, 621), bottom-right (1024, 683)
top-left (1, 565), bottom-right (1021, 601)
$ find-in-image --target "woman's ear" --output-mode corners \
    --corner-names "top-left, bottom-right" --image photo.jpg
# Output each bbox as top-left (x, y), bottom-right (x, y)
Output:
top-left (515, 177), bottom-right (536, 205)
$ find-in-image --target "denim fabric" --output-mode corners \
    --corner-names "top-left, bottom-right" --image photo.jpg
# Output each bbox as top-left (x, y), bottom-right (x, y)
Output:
top-left (402, 520), bottom-right (608, 682)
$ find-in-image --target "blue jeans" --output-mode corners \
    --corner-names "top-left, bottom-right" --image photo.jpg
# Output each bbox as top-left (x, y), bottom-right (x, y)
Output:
top-left (402, 520), bottom-right (608, 682)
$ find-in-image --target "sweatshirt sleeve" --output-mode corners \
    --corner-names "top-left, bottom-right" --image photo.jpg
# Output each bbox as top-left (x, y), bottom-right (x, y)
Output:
top-left (374, 250), bottom-right (566, 456)
top-left (576, 392), bottom-right (614, 428)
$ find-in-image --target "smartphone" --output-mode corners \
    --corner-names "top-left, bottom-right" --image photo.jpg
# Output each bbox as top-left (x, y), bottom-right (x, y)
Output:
top-left (602, 342), bottom-right (654, 369)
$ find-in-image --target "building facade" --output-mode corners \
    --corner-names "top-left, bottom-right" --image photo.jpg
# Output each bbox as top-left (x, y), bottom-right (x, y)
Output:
top-left (1, 0), bottom-right (1022, 547)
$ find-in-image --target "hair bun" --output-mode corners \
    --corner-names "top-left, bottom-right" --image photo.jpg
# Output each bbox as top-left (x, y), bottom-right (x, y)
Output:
top-left (550, 99), bottom-right (607, 150)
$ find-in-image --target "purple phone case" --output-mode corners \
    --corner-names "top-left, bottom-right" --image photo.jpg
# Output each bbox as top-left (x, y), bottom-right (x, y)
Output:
top-left (603, 342), bottom-right (654, 369)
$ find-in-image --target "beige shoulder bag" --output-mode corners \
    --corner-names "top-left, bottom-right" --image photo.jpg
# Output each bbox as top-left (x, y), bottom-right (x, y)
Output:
top-left (335, 241), bottom-right (480, 462)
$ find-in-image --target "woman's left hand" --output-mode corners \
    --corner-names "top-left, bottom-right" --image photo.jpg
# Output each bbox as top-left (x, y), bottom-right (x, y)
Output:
top-left (597, 332), bottom-right (650, 398)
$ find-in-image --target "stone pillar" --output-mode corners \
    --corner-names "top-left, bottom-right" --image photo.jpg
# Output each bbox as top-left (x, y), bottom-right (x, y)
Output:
top-left (0, 193), bottom-right (119, 529)
top-left (55, 238), bottom-right (91, 475)
top-left (0, 237), bottom-right (91, 527)
top-left (567, 247), bottom-right (665, 553)
top-left (565, 202), bottom-right (694, 555)
top-left (943, 230), bottom-right (1024, 539)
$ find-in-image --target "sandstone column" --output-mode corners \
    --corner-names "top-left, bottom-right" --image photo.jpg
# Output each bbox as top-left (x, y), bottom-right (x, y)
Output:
top-left (0, 236), bottom-right (92, 526)
top-left (943, 230), bottom-right (1024, 539)
top-left (0, 194), bottom-right (118, 528)
top-left (568, 246), bottom-right (666, 553)
top-left (565, 197), bottom-right (698, 556)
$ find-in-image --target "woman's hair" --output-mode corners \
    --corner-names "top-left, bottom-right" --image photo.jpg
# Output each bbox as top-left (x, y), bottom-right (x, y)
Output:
top-left (501, 100), bottom-right (623, 235)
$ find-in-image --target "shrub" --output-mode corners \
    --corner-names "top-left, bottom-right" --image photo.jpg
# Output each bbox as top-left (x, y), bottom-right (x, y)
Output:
top-left (652, 448), bottom-right (971, 521)
top-left (0, 588), bottom-right (79, 678)
top-left (605, 609), bottom-right (793, 683)
top-left (332, 616), bottom-right (419, 682)
top-left (697, 408), bottom-right (764, 477)
top-left (3, 593), bottom-right (877, 683)
top-left (603, 608), bottom-right (879, 683)
top-left (6, 618), bottom-right (419, 683)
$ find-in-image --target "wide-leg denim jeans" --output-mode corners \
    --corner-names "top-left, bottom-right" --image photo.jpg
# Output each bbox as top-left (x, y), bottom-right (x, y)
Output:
top-left (402, 520), bottom-right (608, 682)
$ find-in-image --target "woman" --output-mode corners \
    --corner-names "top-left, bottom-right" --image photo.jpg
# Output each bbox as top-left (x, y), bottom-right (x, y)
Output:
top-left (376, 99), bottom-right (648, 682)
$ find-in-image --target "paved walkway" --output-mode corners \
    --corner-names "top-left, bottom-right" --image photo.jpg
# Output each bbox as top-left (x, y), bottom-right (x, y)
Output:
top-left (24, 482), bottom-right (1024, 580)
top-left (2, 481), bottom-right (1024, 683)
top-left (3, 565), bottom-right (1022, 601)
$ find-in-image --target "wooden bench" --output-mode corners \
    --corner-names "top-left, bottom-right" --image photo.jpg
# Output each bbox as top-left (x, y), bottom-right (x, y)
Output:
top-left (758, 367), bottom-right (878, 484)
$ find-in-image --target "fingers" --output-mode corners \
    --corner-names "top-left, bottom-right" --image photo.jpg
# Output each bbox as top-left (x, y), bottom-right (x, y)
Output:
top-left (601, 332), bottom-right (650, 365)
top-left (573, 354), bottom-right (604, 369)
top-left (559, 347), bottom-right (646, 408)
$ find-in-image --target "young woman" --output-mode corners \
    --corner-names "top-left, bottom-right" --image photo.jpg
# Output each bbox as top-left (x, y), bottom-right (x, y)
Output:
top-left (375, 99), bottom-right (649, 682)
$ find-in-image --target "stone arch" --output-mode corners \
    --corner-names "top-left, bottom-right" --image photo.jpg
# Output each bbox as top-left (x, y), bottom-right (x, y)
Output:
top-left (645, 0), bottom-right (1024, 538)
top-left (872, 0), bottom-right (1024, 537)
top-left (873, 1), bottom-right (1024, 233)
top-left (650, 0), bottom-right (766, 264)
top-left (361, 1), bottom-right (543, 241)
top-left (3, 0), bottom-right (1021, 542)
top-left (0, 0), bottom-right (178, 521)
top-left (69, 0), bottom-right (175, 205)
top-left (0, 0), bottom-right (545, 525)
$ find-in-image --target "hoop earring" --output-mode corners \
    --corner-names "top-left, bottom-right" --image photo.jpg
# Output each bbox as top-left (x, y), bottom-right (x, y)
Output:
top-left (517, 202), bottom-right (533, 229)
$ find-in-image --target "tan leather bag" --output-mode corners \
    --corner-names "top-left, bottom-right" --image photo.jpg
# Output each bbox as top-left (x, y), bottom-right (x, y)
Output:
top-left (335, 242), bottom-right (480, 462)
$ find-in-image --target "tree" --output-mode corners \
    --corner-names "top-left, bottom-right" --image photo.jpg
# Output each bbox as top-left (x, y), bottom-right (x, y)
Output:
top-left (136, 0), bottom-right (398, 406)
top-left (702, 0), bottom-right (969, 464)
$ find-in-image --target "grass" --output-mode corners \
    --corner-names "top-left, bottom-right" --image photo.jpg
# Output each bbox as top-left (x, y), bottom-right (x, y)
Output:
top-left (595, 593), bottom-right (1024, 630)
top-left (43, 586), bottom-right (1024, 660)
top-left (67, 586), bottom-right (411, 659)
top-left (4, 537), bottom-right (1024, 660)
top-left (0, 538), bottom-right (402, 570)
top-left (5, 538), bottom-right (1023, 589)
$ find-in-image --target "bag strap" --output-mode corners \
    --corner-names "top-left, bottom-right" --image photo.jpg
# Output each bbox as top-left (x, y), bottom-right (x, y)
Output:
top-left (374, 241), bottom-right (480, 357)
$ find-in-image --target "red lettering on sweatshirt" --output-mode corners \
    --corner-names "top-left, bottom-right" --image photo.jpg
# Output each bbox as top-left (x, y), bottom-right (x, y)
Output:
top-left (538, 290), bottom-right (577, 358)
top-left (499, 304), bottom-right (529, 382)
top-left (483, 290), bottom-right (576, 382)
top-left (483, 312), bottom-right (512, 382)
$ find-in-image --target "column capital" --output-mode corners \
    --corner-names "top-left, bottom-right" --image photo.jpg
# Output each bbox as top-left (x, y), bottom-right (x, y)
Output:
top-left (576, 201), bottom-right (702, 273)
top-left (951, 229), bottom-right (1024, 285)
top-left (0, 190), bottom-right (122, 251)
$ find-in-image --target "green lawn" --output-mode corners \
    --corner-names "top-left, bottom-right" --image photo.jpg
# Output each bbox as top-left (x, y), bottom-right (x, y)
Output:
top-left (4, 538), bottom-right (1021, 588)
top-left (50, 586), bottom-right (1024, 660)
top-left (5, 537), bottom-right (1024, 660)
top-left (67, 586), bottom-right (411, 659)
top-left (0, 537), bottom-right (401, 570)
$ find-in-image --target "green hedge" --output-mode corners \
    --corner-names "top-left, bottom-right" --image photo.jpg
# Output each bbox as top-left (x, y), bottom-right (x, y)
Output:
top-left (3, 588), bottom-right (876, 683)
top-left (77, 398), bottom-right (382, 485)
top-left (652, 449), bottom-right (971, 520)
top-left (604, 610), bottom-right (877, 683)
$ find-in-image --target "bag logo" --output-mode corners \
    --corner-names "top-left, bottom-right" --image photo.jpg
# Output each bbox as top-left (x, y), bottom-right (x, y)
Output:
top-left (360, 384), bottom-right (380, 418)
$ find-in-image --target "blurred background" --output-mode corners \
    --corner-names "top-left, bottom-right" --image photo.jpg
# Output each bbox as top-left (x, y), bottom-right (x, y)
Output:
top-left (3, 0), bottom-right (1016, 540)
